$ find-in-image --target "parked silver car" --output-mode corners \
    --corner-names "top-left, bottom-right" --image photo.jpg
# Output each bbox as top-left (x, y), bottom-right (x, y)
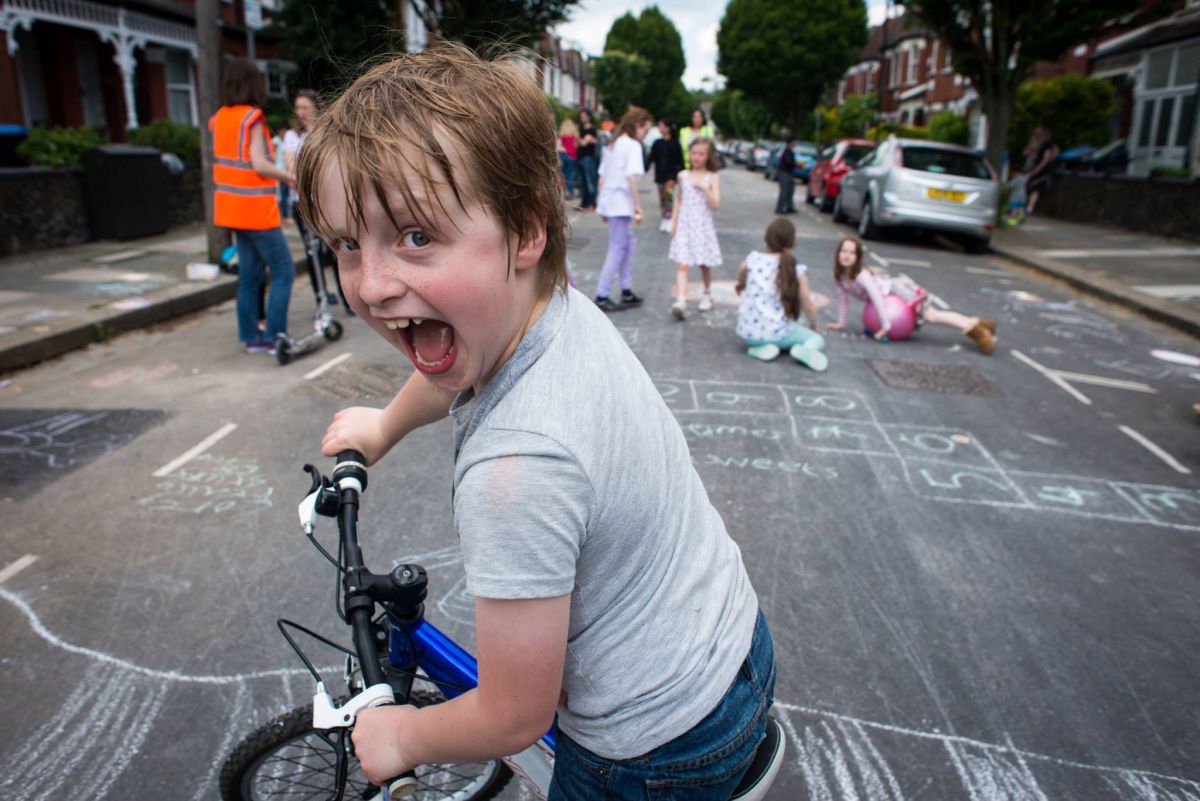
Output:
top-left (834, 137), bottom-right (998, 252)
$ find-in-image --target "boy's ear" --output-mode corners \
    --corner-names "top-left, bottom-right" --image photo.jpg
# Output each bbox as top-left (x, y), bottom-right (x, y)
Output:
top-left (514, 217), bottom-right (548, 272)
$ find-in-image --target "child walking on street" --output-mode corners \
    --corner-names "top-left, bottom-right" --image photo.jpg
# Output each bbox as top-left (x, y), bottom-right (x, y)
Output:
top-left (300, 45), bottom-right (772, 800)
top-left (594, 107), bottom-right (654, 312)
top-left (735, 218), bottom-right (828, 371)
top-left (668, 137), bottom-right (722, 319)
top-left (826, 236), bottom-right (997, 354)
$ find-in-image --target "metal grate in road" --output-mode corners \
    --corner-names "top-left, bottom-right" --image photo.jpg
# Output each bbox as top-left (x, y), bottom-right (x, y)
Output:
top-left (865, 359), bottom-right (998, 396)
top-left (299, 363), bottom-right (412, 401)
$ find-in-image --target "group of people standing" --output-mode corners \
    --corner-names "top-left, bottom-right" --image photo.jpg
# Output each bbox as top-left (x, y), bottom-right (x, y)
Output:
top-left (558, 109), bottom-right (601, 210)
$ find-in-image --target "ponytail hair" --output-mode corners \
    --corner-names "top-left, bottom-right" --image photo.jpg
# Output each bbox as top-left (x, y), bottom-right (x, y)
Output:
top-left (765, 217), bottom-right (800, 320)
top-left (833, 235), bottom-right (864, 284)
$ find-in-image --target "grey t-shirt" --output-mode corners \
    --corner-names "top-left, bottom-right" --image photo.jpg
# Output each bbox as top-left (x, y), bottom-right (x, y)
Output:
top-left (450, 287), bottom-right (758, 759)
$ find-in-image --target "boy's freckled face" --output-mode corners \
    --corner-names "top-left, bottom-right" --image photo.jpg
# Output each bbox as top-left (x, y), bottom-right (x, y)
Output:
top-left (316, 155), bottom-right (540, 395)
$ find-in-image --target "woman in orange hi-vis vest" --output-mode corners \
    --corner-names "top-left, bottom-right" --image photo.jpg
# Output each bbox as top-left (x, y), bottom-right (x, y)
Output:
top-left (210, 59), bottom-right (295, 353)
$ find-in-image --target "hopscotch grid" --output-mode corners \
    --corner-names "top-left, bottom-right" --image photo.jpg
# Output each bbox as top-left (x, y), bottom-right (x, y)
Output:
top-left (1109, 482), bottom-right (1163, 524)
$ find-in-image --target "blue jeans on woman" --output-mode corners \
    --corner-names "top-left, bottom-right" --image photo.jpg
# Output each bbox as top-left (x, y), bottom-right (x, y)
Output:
top-left (549, 610), bottom-right (776, 801)
top-left (578, 154), bottom-right (598, 209)
top-left (234, 227), bottom-right (294, 343)
top-left (560, 153), bottom-right (578, 196)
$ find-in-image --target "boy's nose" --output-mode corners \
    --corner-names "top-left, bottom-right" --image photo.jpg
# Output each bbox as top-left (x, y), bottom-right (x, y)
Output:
top-left (356, 249), bottom-right (408, 309)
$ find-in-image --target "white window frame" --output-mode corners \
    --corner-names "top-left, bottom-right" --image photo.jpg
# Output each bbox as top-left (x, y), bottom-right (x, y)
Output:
top-left (1129, 39), bottom-right (1200, 173)
top-left (906, 42), bottom-right (920, 85)
top-left (165, 48), bottom-right (197, 125)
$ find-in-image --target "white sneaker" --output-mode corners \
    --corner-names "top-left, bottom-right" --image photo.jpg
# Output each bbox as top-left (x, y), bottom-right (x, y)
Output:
top-left (659, 218), bottom-right (671, 233)
top-left (671, 298), bottom-right (687, 320)
top-left (698, 294), bottom-right (713, 312)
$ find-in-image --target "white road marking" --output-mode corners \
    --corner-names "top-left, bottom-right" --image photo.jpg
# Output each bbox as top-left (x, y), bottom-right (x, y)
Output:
top-left (869, 251), bottom-right (890, 268)
top-left (152, 422), bottom-right (238, 478)
top-left (1132, 284), bottom-right (1200, 300)
top-left (1012, 350), bottom-right (1093, 405)
top-left (883, 256), bottom-right (931, 267)
top-left (0, 553), bottom-right (38, 583)
top-left (1118, 426), bottom-right (1192, 475)
top-left (1052, 370), bottom-right (1155, 393)
top-left (303, 351), bottom-right (352, 380)
top-left (966, 266), bottom-right (1013, 277)
top-left (1042, 248), bottom-right (1200, 259)
top-left (93, 249), bottom-right (149, 264)
top-left (1150, 349), bottom-right (1200, 367)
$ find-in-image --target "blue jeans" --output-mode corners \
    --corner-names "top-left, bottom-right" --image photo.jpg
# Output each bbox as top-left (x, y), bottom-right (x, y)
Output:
top-left (549, 611), bottom-right (775, 801)
top-left (560, 154), bottom-right (578, 195)
top-left (234, 227), bottom-right (294, 343)
top-left (578, 154), bottom-right (598, 208)
top-left (745, 322), bottom-right (825, 351)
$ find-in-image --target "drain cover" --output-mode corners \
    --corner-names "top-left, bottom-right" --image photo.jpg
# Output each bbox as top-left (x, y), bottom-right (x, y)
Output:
top-left (865, 359), bottom-right (997, 395)
top-left (300, 363), bottom-right (412, 401)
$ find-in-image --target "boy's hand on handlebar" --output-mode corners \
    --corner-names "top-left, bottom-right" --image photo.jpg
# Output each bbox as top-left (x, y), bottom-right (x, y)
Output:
top-left (351, 705), bottom-right (419, 784)
top-left (321, 407), bottom-right (393, 466)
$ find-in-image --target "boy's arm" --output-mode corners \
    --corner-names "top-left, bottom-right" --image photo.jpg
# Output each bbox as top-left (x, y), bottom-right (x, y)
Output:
top-left (321, 371), bottom-right (456, 464)
top-left (352, 595), bottom-right (570, 783)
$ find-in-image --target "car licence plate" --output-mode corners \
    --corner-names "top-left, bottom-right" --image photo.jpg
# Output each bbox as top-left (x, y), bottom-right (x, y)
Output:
top-left (927, 188), bottom-right (966, 202)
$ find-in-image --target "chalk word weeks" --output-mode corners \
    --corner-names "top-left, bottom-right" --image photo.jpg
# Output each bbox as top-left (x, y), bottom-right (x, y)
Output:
top-left (138, 454), bottom-right (274, 515)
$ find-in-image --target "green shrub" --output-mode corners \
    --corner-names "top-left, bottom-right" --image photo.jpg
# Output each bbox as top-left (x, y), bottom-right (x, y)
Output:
top-left (867, 123), bottom-right (928, 140)
top-left (1149, 164), bottom-right (1193, 179)
top-left (1009, 74), bottom-right (1115, 163)
top-left (128, 119), bottom-right (201, 164)
top-left (16, 126), bottom-right (107, 168)
top-left (929, 110), bottom-right (970, 146)
top-left (545, 95), bottom-right (578, 129)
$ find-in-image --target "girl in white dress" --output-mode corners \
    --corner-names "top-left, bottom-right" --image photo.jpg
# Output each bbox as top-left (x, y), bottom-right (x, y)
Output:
top-left (734, 217), bottom-right (828, 371)
top-left (668, 138), bottom-right (722, 319)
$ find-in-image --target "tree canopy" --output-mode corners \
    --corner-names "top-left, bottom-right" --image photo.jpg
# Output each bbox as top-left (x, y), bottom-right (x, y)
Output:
top-left (592, 6), bottom-right (687, 117)
top-left (718, 0), bottom-right (867, 132)
top-left (902, 0), bottom-right (1147, 170)
top-left (438, 0), bottom-right (582, 50)
top-left (277, 0), bottom-right (396, 93)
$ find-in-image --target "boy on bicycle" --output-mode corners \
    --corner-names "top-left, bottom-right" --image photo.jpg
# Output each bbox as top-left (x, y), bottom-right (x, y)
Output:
top-left (299, 43), bottom-right (775, 800)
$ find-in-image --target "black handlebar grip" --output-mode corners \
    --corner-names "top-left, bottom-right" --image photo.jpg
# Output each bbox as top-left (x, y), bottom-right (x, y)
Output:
top-left (333, 450), bottom-right (368, 492)
top-left (337, 449), bottom-right (366, 464)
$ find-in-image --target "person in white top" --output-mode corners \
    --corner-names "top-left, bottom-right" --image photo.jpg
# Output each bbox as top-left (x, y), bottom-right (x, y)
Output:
top-left (283, 89), bottom-right (350, 312)
top-left (734, 217), bottom-right (828, 370)
top-left (593, 107), bottom-right (653, 312)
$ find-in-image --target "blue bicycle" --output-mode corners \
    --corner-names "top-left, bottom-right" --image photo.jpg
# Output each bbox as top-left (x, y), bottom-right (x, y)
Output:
top-left (219, 451), bottom-right (785, 801)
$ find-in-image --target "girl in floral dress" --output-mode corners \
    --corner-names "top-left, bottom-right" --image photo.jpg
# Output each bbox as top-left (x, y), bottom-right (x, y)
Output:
top-left (668, 138), bottom-right (722, 320)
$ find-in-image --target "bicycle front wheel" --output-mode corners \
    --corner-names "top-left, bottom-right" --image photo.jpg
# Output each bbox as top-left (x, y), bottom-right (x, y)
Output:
top-left (219, 690), bottom-right (512, 801)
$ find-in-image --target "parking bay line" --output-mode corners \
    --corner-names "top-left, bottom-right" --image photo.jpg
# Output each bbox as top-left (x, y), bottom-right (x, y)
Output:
top-left (303, 352), bottom-right (352, 381)
top-left (0, 554), bottom-right (38, 584)
top-left (152, 423), bottom-right (238, 478)
top-left (1119, 425), bottom-right (1191, 475)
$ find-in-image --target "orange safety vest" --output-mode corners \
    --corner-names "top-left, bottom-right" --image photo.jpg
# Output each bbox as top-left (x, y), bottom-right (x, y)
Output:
top-left (209, 105), bottom-right (281, 231)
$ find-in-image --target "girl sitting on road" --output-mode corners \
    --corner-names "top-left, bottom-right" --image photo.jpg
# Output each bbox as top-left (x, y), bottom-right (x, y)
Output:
top-left (734, 217), bottom-right (828, 371)
top-left (826, 236), bottom-right (996, 354)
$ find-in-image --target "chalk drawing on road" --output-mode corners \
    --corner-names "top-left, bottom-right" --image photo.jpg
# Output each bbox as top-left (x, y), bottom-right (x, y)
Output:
top-left (88, 362), bottom-right (178, 389)
top-left (615, 327), bottom-right (640, 347)
top-left (3, 586), bottom-right (1197, 801)
top-left (138, 453), bottom-right (274, 515)
top-left (659, 378), bottom-right (1200, 532)
top-left (1012, 350), bottom-right (1156, 406)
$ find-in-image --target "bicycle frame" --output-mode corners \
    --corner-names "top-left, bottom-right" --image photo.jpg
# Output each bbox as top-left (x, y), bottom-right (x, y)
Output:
top-left (387, 617), bottom-right (556, 796)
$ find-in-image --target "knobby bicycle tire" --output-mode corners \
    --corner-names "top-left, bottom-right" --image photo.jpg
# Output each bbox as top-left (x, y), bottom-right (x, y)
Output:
top-left (219, 690), bottom-right (512, 801)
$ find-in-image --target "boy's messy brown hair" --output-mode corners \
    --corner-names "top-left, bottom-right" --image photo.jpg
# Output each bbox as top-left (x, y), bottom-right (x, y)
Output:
top-left (297, 43), bottom-right (567, 297)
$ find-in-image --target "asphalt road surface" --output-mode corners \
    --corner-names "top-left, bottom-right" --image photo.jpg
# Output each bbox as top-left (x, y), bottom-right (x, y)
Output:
top-left (2, 167), bottom-right (1198, 801)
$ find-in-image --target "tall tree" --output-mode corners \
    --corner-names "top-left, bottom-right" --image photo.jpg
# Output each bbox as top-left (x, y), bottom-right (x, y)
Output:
top-left (589, 52), bottom-right (651, 117)
top-left (718, 0), bottom-right (867, 132)
top-left (439, 0), bottom-right (583, 50)
top-left (597, 7), bottom-right (687, 115)
top-left (902, 0), bottom-right (1148, 171)
top-left (278, 0), bottom-right (396, 92)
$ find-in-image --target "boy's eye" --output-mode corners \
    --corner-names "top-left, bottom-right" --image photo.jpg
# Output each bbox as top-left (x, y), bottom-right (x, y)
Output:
top-left (401, 230), bottom-right (432, 248)
top-left (330, 237), bottom-right (359, 253)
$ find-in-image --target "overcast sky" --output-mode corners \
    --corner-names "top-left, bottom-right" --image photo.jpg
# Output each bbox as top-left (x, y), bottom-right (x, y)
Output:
top-left (557, 0), bottom-right (890, 90)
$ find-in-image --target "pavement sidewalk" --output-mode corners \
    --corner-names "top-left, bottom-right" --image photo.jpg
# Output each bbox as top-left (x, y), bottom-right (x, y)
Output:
top-left (990, 216), bottom-right (1200, 338)
top-left (0, 223), bottom-right (307, 373)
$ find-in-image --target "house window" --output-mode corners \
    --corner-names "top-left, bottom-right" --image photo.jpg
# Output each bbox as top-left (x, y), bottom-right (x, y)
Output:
top-left (165, 49), bottom-right (196, 125)
top-left (929, 41), bottom-right (939, 73)
top-left (1146, 49), bottom-right (1172, 90)
top-left (906, 44), bottom-right (919, 84)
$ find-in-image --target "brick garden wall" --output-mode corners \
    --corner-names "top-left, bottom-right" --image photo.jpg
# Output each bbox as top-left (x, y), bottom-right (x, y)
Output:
top-left (1041, 173), bottom-right (1200, 242)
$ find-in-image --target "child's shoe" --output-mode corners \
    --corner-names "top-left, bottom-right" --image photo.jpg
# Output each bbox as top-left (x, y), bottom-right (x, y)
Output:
top-left (244, 338), bottom-right (271, 354)
top-left (671, 298), bottom-right (687, 320)
top-left (698, 293), bottom-right (713, 312)
top-left (595, 296), bottom-right (624, 313)
top-left (789, 344), bottom-right (829, 372)
top-left (659, 218), bottom-right (671, 233)
top-left (747, 343), bottom-right (781, 361)
top-left (977, 317), bottom-right (997, 335)
top-left (621, 289), bottom-right (643, 307)
top-left (965, 320), bottom-right (996, 354)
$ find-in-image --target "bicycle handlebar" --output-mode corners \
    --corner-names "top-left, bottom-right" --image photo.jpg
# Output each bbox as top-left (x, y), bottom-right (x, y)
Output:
top-left (331, 450), bottom-right (417, 799)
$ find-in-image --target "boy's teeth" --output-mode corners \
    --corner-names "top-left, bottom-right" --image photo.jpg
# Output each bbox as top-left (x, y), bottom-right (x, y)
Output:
top-left (414, 319), bottom-right (424, 325)
top-left (384, 319), bottom-right (410, 330)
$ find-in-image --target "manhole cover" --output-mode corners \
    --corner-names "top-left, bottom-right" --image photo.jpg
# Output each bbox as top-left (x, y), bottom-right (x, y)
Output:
top-left (299, 363), bottom-right (412, 401)
top-left (865, 359), bottom-right (997, 396)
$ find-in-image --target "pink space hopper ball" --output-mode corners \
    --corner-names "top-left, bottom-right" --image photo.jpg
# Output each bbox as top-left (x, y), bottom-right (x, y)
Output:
top-left (862, 294), bottom-right (918, 341)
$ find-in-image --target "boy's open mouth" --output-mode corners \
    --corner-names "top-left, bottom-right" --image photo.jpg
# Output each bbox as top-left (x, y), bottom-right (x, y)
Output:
top-left (385, 318), bottom-right (457, 374)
